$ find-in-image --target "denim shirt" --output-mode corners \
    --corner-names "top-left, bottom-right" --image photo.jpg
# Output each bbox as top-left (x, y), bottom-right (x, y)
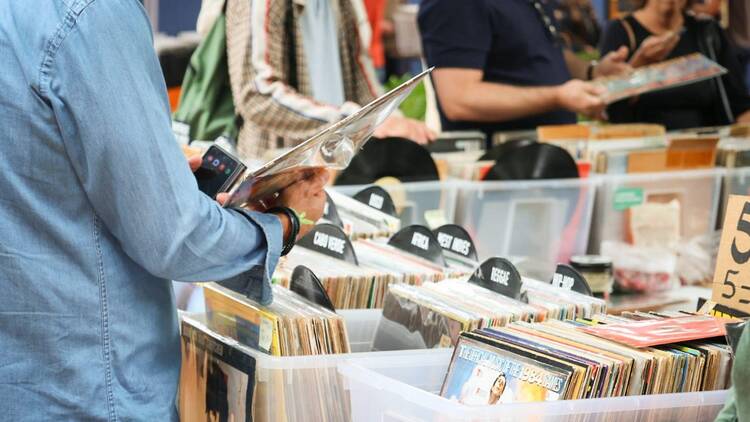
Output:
top-left (0, 1), bottom-right (282, 420)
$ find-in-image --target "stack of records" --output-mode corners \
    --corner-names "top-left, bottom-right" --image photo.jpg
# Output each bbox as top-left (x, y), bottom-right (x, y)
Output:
top-left (179, 314), bottom-right (353, 422)
top-left (273, 238), bottom-right (470, 310)
top-left (325, 190), bottom-right (401, 239)
top-left (441, 314), bottom-right (732, 406)
top-left (353, 238), bottom-right (464, 282)
top-left (373, 277), bottom-right (606, 351)
top-left (202, 283), bottom-right (350, 356)
top-left (273, 247), bottom-right (393, 309)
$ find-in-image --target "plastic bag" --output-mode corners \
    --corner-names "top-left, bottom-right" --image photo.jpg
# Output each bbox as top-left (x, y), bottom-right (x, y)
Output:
top-left (226, 70), bottom-right (430, 209)
top-left (601, 241), bottom-right (677, 293)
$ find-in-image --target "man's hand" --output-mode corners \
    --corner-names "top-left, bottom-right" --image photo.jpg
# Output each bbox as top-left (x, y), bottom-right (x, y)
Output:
top-left (188, 155), bottom-right (230, 205)
top-left (593, 46), bottom-right (632, 78)
top-left (556, 79), bottom-right (607, 120)
top-left (271, 168), bottom-right (329, 240)
top-left (630, 32), bottom-right (680, 68)
top-left (373, 115), bottom-right (437, 145)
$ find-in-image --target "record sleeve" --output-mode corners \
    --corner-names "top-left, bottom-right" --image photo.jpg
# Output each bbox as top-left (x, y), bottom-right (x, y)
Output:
top-left (595, 53), bottom-right (727, 104)
top-left (441, 335), bottom-right (572, 405)
top-left (582, 315), bottom-right (728, 348)
top-left (225, 69), bottom-right (432, 209)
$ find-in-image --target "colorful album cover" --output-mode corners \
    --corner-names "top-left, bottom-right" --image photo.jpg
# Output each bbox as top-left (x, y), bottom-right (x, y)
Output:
top-left (441, 336), bottom-right (571, 405)
top-left (582, 315), bottom-right (728, 348)
top-left (595, 53), bottom-right (727, 104)
top-left (180, 316), bottom-right (256, 422)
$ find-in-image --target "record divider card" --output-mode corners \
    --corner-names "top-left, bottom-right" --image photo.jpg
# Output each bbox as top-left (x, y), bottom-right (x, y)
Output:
top-left (550, 264), bottom-right (594, 297)
top-left (353, 186), bottom-right (398, 217)
top-left (296, 223), bottom-right (359, 265)
top-left (433, 224), bottom-right (479, 263)
top-left (289, 265), bottom-right (337, 312)
top-left (387, 225), bottom-right (448, 266)
top-left (468, 257), bottom-right (525, 302)
top-left (322, 192), bottom-right (344, 228)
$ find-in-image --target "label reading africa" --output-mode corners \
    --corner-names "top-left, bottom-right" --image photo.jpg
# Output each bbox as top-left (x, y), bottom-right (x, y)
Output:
top-left (613, 187), bottom-right (644, 211)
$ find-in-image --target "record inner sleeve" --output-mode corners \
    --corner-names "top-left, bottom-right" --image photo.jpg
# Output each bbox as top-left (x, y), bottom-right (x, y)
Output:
top-left (225, 69), bottom-right (433, 209)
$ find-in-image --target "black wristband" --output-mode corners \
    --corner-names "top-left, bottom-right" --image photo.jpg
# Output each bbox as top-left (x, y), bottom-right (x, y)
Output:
top-left (268, 207), bottom-right (300, 256)
top-left (586, 60), bottom-right (598, 81)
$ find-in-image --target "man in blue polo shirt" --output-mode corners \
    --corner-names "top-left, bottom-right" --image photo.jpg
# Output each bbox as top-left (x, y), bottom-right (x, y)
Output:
top-left (419, 0), bottom-right (630, 140)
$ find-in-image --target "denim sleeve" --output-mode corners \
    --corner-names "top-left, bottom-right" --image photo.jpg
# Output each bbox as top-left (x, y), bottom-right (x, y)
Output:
top-left (42, 0), bottom-right (280, 304)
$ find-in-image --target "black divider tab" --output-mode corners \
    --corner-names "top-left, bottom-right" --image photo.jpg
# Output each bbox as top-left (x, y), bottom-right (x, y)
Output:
top-left (353, 186), bottom-right (397, 217)
top-left (297, 224), bottom-right (358, 265)
top-left (468, 258), bottom-right (522, 300)
top-left (551, 264), bottom-right (593, 296)
top-left (433, 224), bottom-right (479, 262)
top-left (388, 225), bottom-right (447, 266)
top-left (323, 192), bottom-right (343, 228)
top-left (290, 266), bottom-right (336, 312)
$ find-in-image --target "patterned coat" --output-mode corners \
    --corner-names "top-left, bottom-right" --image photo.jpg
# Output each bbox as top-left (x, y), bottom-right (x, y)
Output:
top-left (226, 0), bottom-right (382, 160)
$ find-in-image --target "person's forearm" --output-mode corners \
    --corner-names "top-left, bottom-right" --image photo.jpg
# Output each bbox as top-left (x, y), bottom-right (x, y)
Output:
top-left (738, 110), bottom-right (750, 124)
top-left (441, 82), bottom-right (562, 123)
top-left (564, 49), bottom-right (589, 80)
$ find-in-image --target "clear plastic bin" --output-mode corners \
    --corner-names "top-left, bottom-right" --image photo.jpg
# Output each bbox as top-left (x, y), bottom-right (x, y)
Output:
top-left (333, 181), bottom-right (458, 229)
top-left (180, 310), bottom-right (383, 422)
top-left (338, 348), bottom-right (729, 422)
top-left (452, 178), bottom-right (596, 281)
top-left (589, 169), bottom-right (723, 253)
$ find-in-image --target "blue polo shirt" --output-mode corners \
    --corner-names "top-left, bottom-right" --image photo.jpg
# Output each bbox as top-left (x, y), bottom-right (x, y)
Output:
top-left (418, 0), bottom-right (576, 137)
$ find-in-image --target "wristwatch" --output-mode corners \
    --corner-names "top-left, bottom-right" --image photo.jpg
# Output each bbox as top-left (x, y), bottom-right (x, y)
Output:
top-left (268, 207), bottom-right (300, 256)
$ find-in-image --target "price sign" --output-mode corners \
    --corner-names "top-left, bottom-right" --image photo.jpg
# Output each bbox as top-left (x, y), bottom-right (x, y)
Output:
top-left (711, 195), bottom-right (750, 313)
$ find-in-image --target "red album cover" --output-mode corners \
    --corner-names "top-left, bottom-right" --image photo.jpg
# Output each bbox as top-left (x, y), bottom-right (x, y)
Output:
top-left (582, 316), bottom-right (727, 348)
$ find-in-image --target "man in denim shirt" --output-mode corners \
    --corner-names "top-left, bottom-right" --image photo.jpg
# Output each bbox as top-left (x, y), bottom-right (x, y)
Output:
top-left (0, 1), bottom-right (326, 420)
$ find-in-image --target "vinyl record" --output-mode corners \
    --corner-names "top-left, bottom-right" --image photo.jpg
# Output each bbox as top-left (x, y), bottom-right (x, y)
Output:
top-left (482, 142), bottom-right (579, 181)
top-left (479, 138), bottom-right (535, 161)
top-left (335, 137), bottom-right (440, 185)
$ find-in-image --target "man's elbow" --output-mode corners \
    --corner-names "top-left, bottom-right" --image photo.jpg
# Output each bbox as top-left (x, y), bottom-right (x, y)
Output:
top-left (441, 100), bottom-right (474, 122)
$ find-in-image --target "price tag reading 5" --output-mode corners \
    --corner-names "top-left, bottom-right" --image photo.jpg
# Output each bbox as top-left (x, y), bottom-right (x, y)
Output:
top-left (712, 196), bottom-right (750, 312)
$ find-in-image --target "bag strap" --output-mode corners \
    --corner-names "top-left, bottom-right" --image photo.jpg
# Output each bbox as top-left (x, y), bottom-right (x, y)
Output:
top-left (285, 0), bottom-right (298, 90)
top-left (698, 19), bottom-right (734, 123)
top-left (620, 16), bottom-right (637, 54)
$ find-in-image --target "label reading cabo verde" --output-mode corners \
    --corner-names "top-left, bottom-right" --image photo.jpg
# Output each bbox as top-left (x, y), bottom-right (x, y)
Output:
top-left (297, 223), bottom-right (358, 265)
top-left (313, 231), bottom-right (346, 255)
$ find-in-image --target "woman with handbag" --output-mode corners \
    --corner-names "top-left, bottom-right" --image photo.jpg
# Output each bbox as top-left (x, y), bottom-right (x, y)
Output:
top-left (599, 0), bottom-right (750, 130)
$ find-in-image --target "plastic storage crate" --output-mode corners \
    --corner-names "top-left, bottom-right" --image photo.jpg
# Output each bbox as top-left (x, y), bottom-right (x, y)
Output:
top-left (180, 310), bottom-right (383, 422)
top-left (589, 169), bottom-right (723, 253)
top-left (333, 181), bottom-right (458, 229)
top-left (452, 178), bottom-right (596, 281)
top-left (338, 348), bottom-right (729, 422)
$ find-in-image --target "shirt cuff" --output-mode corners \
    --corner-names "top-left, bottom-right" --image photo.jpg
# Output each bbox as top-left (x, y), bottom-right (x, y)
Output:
top-left (217, 209), bottom-right (283, 306)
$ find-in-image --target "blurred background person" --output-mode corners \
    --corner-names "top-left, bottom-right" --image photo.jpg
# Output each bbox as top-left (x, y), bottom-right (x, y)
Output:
top-left (555, 0), bottom-right (602, 55)
top-left (599, 0), bottom-right (750, 129)
top-left (418, 0), bottom-right (630, 143)
top-left (225, 0), bottom-right (435, 162)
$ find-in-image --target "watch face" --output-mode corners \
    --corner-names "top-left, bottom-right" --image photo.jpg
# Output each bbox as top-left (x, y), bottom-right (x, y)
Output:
top-left (195, 146), bottom-right (243, 198)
